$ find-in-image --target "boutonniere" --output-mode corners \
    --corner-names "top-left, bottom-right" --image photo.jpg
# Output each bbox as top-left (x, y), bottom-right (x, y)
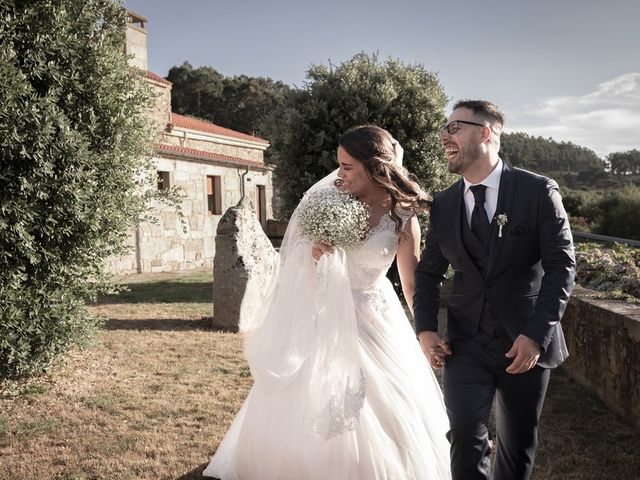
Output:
top-left (496, 214), bottom-right (508, 237)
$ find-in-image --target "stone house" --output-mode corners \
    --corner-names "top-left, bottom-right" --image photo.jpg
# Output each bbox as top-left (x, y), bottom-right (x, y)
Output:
top-left (106, 11), bottom-right (274, 274)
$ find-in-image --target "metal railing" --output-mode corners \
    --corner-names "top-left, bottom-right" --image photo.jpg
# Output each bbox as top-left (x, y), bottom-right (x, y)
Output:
top-left (572, 230), bottom-right (640, 247)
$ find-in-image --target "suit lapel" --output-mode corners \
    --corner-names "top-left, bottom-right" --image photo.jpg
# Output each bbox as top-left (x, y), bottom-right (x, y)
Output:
top-left (452, 179), bottom-right (464, 253)
top-left (486, 162), bottom-right (515, 278)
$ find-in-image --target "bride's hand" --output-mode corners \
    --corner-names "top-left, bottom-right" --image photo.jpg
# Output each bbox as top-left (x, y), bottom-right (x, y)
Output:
top-left (418, 331), bottom-right (452, 369)
top-left (312, 243), bottom-right (335, 261)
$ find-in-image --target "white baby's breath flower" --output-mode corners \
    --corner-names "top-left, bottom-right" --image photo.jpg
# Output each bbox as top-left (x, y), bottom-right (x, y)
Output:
top-left (297, 187), bottom-right (370, 247)
top-left (496, 213), bottom-right (508, 238)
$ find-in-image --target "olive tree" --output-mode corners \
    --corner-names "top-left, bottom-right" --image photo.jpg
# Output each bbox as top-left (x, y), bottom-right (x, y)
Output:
top-left (0, 0), bottom-right (168, 378)
top-left (261, 52), bottom-right (453, 217)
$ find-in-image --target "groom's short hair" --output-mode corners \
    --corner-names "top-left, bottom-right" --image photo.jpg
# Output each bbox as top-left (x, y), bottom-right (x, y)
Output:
top-left (453, 100), bottom-right (504, 133)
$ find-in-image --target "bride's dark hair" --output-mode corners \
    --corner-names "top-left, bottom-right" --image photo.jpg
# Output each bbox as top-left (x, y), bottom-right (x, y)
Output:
top-left (339, 125), bottom-right (431, 234)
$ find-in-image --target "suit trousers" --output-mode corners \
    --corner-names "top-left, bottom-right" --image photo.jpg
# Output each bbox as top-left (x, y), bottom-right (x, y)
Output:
top-left (443, 330), bottom-right (550, 480)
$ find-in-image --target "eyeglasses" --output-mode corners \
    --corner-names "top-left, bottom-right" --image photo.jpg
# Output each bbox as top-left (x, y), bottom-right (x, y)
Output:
top-left (440, 120), bottom-right (488, 135)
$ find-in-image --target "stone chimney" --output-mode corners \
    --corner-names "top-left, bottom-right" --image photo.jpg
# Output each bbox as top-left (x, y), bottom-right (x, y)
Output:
top-left (125, 11), bottom-right (148, 71)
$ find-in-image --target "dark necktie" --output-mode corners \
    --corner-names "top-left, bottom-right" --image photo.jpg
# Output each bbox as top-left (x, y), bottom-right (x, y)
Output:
top-left (470, 184), bottom-right (491, 244)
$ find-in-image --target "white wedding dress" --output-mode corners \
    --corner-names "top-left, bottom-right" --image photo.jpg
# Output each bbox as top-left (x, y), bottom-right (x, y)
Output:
top-left (204, 174), bottom-right (451, 480)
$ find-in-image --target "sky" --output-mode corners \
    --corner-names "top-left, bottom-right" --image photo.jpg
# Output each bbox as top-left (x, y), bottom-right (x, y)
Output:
top-left (125, 0), bottom-right (640, 158)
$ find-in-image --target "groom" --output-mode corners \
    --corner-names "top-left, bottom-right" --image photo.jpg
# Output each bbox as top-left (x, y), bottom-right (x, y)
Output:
top-left (413, 100), bottom-right (575, 480)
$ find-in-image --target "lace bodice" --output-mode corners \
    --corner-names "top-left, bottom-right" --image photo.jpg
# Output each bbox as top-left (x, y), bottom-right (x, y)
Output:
top-left (346, 211), bottom-right (411, 292)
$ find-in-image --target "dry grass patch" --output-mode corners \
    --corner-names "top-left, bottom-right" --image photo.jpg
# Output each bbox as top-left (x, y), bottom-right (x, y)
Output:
top-left (0, 270), bottom-right (251, 479)
top-left (1, 270), bottom-right (639, 479)
top-left (534, 368), bottom-right (640, 479)
top-left (0, 326), bottom-right (250, 479)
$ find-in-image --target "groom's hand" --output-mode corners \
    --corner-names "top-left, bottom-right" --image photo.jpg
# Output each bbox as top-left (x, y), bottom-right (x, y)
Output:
top-left (505, 334), bottom-right (541, 374)
top-left (418, 331), bottom-right (452, 369)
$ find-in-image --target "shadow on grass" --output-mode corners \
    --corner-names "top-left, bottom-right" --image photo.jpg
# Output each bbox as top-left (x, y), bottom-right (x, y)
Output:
top-left (103, 317), bottom-right (237, 333)
top-left (97, 281), bottom-right (213, 305)
top-left (176, 463), bottom-right (212, 479)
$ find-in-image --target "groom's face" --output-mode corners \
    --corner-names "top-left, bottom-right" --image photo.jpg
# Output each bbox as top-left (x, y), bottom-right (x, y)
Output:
top-left (441, 107), bottom-right (484, 175)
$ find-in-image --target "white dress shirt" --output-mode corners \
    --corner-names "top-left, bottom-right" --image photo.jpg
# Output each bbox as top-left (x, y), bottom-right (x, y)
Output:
top-left (463, 158), bottom-right (503, 227)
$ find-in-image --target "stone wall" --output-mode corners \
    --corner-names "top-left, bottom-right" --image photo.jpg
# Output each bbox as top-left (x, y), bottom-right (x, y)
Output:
top-left (561, 287), bottom-right (640, 430)
top-left (149, 82), bottom-right (172, 132)
top-left (106, 157), bottom-right (273, 274)
top-left (104, 229), bottom-right (138, 274)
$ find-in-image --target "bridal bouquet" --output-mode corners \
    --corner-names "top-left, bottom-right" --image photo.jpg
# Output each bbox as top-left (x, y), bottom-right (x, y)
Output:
top-left (297, 187), bottom-right (370, 247)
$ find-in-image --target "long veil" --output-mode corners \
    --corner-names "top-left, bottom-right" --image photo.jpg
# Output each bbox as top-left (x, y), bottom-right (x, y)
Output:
top-left (241, 169), bottom-right (365, 439)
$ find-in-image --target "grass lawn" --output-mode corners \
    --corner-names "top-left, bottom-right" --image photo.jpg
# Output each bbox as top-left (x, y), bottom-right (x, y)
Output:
top-left (1, 270), bottom-right (639, 479)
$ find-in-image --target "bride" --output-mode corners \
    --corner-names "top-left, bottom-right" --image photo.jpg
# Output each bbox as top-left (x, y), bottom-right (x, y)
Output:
top-left (203, 125), bottom-right (451, 479)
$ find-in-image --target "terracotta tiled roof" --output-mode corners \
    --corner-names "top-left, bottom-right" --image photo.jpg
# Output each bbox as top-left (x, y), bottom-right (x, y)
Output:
top-left (154, 143), bottom-right (272, 170)
top-left (171, 113), bottom-right (269, 145)
top-left (146, 71), bottom-right (172, 87)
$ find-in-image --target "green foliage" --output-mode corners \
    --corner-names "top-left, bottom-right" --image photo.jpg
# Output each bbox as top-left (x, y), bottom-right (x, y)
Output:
top-left (607, 149), bottom-right (640, 176)
top-left (562, 186), bottom-right (640, 240)
top-left (218, 74), bottom-right (293, 136)
top-left (166, 63), bottom-right (223, 119)
top-left (500, 132), bottom-right (609, 189)
top-left (499, 133), bottom-right (640, 235)
top-left (561, 188), bottom-right (605, 233)
top-left (261, 52), bottom-right (452, 217)
top-left (0, 0), bottom-right (160, 378)
top-left (167, 61), bottom-right (292, 136)
top-left (575, 242), bottom-right (640, 301)
top-left (595, 186), bottom-right (640, 241)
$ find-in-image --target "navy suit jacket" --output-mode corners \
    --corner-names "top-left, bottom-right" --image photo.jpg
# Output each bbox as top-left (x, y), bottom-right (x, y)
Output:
top-left (413, 163), bottom-right (576, 368)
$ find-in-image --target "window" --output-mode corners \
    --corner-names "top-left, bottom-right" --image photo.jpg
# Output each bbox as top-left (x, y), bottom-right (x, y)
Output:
top-left (157, 171), bottom-right (170, 190)
top-left (207, 175), bottom-right (222, 215)
top-left (256, 185), bottom-right (267, 228)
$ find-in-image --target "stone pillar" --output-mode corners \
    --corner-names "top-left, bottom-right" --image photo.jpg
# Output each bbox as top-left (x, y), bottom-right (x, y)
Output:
top-left (212, 197), bottom-right (278, 330)
top-left (125, 11), bottom-right (148, 71)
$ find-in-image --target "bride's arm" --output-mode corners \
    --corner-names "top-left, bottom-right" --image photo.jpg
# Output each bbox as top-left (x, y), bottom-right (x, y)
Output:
top-left (396, 215), bottom-right (421, 315)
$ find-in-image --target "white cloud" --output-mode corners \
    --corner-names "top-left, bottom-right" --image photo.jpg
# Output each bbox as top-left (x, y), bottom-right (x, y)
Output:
top-left (506, 73), bottom-right (640, 158)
